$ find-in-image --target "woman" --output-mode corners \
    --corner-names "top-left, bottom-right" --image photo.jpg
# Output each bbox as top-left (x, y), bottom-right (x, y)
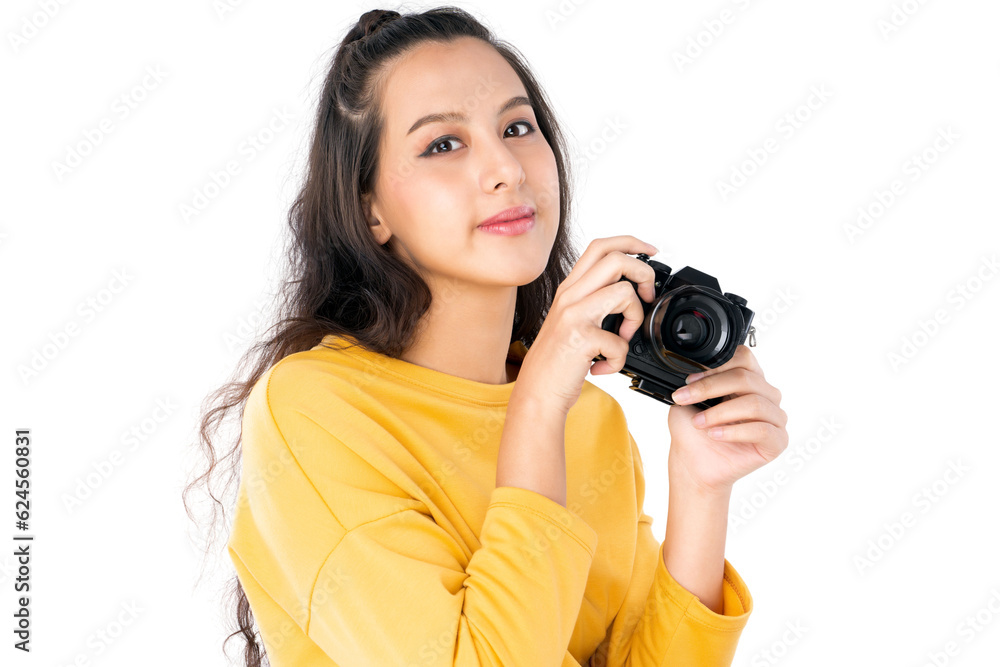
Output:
top-left (185, 6), bottom-right (788, 666)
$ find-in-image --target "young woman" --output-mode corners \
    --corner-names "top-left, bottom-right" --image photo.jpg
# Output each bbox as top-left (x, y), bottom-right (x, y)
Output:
top-left (185, 6), bottom-right (788, 666)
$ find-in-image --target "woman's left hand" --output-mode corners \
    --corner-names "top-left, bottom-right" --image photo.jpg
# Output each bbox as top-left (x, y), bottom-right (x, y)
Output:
top-left (666, 344), bottom-right (788, 496)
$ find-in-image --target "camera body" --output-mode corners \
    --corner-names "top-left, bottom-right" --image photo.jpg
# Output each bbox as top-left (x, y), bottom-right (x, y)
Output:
top-left (595, 254), bottom-right (756, 410)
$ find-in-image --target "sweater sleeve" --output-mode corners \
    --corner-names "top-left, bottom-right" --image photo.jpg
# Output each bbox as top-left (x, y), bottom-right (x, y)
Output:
top-left (232, 370), bottom-right (600, 666)
top-left (588, 433), bottom-right (753, 667)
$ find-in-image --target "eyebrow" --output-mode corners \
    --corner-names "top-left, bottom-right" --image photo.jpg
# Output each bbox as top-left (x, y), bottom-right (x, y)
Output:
top-left (406, 95), bottom-right (533, 136)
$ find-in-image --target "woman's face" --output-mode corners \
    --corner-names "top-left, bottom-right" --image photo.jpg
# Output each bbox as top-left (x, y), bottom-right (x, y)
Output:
top-left (365, 36), bottom-right (560, 292)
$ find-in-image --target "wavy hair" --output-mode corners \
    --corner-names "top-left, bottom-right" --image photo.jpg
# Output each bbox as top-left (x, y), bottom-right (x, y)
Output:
top-left (182, 5), bottom-right (580, 665)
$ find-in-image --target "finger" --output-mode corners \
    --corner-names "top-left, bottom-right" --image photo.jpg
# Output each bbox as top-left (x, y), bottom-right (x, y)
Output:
top-left (690, 393), bottom-right (787, 430)
top-left (708, 422), bottom-right (787, 455)
top-left (703, 421), bottom-right (787, 458)
top-left (563, 251), bottom-right (658, 306)
top-left (673, 367), bottom-right (781, 406)
top-left (558, 236), bottom-right (659, 296)
top-left (589, 328), bottom-right (632, 375)
top-left (684, 344), bottom-right (764, 384)
top-left (582, 280), bottom-right (646, 343)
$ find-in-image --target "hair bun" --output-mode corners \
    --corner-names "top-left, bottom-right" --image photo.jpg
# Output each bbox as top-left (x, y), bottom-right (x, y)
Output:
top-left (356, 9), bottom-right (401, 40)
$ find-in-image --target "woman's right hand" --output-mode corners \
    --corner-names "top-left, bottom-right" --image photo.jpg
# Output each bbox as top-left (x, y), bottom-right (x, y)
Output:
top-left (513, 235), bottom-right (660, 416)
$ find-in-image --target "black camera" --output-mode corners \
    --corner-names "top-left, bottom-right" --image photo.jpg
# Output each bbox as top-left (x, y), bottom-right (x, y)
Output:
top-left (594, 254), bottom-right (756, 410)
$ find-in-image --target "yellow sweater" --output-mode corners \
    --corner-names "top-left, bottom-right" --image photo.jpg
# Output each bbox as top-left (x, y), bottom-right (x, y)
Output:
top-left (227, 334), bottom-right (753, 666)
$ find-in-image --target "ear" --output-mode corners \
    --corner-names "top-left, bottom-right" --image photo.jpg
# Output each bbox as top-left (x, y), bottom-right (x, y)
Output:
top-left (362, 192), bottom-right (391, 245)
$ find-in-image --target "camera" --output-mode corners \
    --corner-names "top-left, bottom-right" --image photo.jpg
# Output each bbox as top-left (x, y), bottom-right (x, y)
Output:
top-left (594, 254), bottom-right (756, 410)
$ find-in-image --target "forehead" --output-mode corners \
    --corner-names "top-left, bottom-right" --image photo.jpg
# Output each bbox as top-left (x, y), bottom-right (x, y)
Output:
top-left (379, 37), bottom-right (527, 138)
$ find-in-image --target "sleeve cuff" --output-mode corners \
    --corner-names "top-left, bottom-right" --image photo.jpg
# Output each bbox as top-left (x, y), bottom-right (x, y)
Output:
top-left (488, 486), bottom-right (599, 557)
top-left (653, 540), bottom-right (753, 630)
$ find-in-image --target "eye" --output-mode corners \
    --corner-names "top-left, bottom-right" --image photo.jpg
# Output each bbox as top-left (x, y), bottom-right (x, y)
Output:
top-left (504, 120), bottom-right (536, 138)
top-left (423, 136), bottom-right (461, 156)
top-left (420, 121), bottom-right (537, 157)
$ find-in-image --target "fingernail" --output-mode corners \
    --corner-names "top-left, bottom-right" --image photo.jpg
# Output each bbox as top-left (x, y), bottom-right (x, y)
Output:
top-left (709, 427), bottom-right (725, 439)
top-left (686, 372), bottom-right (704, 384)
top-left (692, 411), bottom-right (707, 428)
top-left (672, 386), bottom-right (691, 404)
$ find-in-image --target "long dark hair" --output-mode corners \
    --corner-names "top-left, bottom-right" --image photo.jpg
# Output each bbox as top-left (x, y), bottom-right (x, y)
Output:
top-left (182, 5), bottom-right (580, 665)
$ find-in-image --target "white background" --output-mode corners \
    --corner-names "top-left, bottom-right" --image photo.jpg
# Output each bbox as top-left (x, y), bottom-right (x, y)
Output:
top-left (3, 0), bottom-right (999, 665)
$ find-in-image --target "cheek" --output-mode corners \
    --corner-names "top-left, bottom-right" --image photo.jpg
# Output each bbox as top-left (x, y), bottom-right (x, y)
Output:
top-left (524, 145), bottom-right (560, 218)
top-left (388, 171), bottom-right (471, 252)
top-left (524, 140), bottom-right (557, 176)
top-left (391, 169), bottom-right (456, 222)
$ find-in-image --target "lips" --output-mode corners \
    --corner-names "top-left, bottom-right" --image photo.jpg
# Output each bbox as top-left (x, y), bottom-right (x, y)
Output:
top-left (478, 205), bottom-right (535, 228)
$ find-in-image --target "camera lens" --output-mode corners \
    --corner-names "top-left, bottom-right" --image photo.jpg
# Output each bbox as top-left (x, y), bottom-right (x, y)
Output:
top-left (645, 278), bottom-right (748, 375)
top-left (652, 291), bottom-right (732, 367)
top-left (669, 309), bottom-right (711, 349)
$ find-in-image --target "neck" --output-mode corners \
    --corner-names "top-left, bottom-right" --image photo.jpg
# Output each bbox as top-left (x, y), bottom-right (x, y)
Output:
top-left (400, 280), bottom-right (518, 385)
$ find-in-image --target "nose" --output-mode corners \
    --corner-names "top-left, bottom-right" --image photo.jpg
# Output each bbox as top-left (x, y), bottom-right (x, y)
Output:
top-left (477, 131), bottom-right (526, 192)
